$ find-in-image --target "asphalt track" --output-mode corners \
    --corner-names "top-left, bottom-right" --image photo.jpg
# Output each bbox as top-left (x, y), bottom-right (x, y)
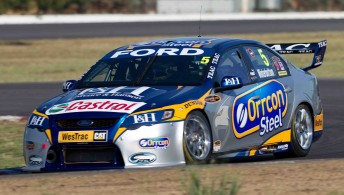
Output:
top-left (1, 19), bottom-right (344, 40)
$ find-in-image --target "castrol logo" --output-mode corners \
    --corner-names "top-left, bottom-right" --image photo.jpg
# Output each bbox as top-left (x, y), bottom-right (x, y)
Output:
top-left (46, 99), bottom-right (146, 115)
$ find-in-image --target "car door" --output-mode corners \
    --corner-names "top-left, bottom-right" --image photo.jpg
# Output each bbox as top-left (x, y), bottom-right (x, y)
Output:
top-left (211, 47), bottom-right (263, 153)
top-left (239, 45), bottom-right (294, 144)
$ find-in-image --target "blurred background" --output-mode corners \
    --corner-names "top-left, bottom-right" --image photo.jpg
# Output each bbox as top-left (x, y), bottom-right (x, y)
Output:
top-left (0, 0), bottom-right (344, 178)
top-left (0, 0), bottom-right (344, 15)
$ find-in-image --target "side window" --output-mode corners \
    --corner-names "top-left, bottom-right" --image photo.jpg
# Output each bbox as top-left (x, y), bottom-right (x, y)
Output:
top-left (265, 50), bottom-right (290, 77)
top-left (243, 46), bottom-right (277, 81)
top-left (216, 48), bottom-right (250, 84)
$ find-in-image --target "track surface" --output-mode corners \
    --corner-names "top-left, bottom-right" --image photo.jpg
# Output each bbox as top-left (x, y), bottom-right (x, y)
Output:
top-left (1, 19), bottom-right (344, 40)
top-left (0, 79), bottom-right (343, 162)
top-left (0, 20), bottom-right (343, 174)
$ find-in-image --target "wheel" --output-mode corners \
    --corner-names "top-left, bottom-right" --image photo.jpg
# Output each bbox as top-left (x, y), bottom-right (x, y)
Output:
top-left (291, 104), bottom-right (313, 156)
top-left (183, 111), bottom-right (212, 164)
top-left (274, 104), bottom-right (313, 158)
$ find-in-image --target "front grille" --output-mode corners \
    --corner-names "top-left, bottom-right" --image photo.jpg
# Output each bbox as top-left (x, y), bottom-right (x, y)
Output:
top-left (63, 146), bottom-right (117, 164)
top-left (56, 118), bottom-right (118, 129)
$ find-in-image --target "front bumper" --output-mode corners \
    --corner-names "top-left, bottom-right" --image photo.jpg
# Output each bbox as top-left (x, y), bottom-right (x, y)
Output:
top-left (23, 121), bottom-right (185, 171)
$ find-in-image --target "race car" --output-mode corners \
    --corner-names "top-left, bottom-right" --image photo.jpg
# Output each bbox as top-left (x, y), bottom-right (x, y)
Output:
top-left (23, 37), bottom-right (326, 171)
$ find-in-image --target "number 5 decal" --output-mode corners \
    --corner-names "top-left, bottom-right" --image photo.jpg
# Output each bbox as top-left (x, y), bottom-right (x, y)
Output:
top-left (201, 56), bottom-right (210, 64)
top-left (258, 49), bottom-right (270, 66)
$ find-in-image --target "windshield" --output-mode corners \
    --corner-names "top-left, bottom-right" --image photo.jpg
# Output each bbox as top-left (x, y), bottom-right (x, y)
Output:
top-left (76, 49), bottom-right (214, 88)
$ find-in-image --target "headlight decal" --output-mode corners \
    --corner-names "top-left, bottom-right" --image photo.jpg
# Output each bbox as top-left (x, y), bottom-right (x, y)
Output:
top-left (32, 109), bottom-right (49, 119)
top-left (45, 129), bottom-right (53, 144)
top-left (112, 127), bottom-right (127, 143)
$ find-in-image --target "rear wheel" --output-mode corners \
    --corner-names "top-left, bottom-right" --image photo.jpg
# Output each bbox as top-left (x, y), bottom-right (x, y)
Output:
top-left (274, 104), bottom-right (313, 158)
top-left (183, 111), bottom-right (212, 164)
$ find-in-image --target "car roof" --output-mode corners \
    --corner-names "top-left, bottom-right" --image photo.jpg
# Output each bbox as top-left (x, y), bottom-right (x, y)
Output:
top-left (119, 37), bottom-right (263, 50)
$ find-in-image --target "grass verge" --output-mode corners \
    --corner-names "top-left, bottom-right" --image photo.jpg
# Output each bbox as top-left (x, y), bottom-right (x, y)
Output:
top-left (0, 121), bottom-right (26, 169)
top-left (0, 31), bottom-right (343, 83)
top-left (185, 170), bottom-right (240, 195)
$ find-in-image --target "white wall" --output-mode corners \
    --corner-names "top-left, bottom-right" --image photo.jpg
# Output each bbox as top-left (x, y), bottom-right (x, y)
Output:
top-left (157, 0), bottom-right (252, 14)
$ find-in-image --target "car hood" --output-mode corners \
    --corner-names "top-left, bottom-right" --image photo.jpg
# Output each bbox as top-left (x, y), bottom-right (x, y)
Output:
top-left (39, 86), bottom-right (210, 117)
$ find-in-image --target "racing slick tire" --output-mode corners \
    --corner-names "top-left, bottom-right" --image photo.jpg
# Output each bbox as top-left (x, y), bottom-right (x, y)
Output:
top-left (183, 111), bottom-right (212, 164)
top-left (274, 104), bottom-right (313, 158)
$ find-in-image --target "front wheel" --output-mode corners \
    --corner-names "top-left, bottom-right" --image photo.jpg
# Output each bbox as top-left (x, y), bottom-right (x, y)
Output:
top-left (183, 111), bottom-right (212, 164)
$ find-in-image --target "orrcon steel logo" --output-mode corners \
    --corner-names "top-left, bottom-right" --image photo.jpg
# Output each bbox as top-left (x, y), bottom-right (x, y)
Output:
top-left (46, 99), bottom-right (146, 115)
top-left (236, 103), bottom-right (248, 128)
top-left (232, 80), bottom-right (288, 138)
top-left (139, 138), bottom-right (170, 149)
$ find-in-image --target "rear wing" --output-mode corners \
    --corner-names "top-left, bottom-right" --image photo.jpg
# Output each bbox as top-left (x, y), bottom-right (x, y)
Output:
top-left (266, 40), bottom-right (327, 71)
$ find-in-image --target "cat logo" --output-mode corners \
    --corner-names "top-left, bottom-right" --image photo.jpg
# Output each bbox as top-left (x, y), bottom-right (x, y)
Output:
top-left (94, 131), bottom-right (107, 142)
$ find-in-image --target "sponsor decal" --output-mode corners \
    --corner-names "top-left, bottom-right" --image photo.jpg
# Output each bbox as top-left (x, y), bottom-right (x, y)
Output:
top-left (131, 39), bottom-right (216, 47)
top-left (213, 140), bottom-right (221, 152)
top-left (221, 76), bottom-right (241, 87)
top-left (232, 80), bottom-right (288, 138)
top-left (250, 69), bottom-right (256, 76)
top-left (257, 69), bottom-right (275, 78)
top-left (184, 100), bottom-right (203, 109)
top-left (62, 80), bottom-right (76, 91)
top-left (277, 143), bottom-right (289, 151)
top-left (315, 55), bottom-right (322, 66)
top-left (278, 71), bottom-right (288, 76)
top-left (58, 130), bottom-right (108, 143)
top-left (207, 66), bottom-right (215, 79)
top-left (271, 57), bottom-right (281, 62)
top-left (139, 138), bottom-right (170, 149)
top-left (94, 131), bottom-right (108, 141)
top-left (29, 155), bottom-right (43, 166)
top-left (270, 43), bottom-right (313, 53)
top-left (161, 110), bottom-right (174, 120)
top-left (278, 62), bottom-right (285, 70)
top-left (63, 81), bottom-right (73, 90)
top-left (318, 40), bottom-right (327, 48)
top-left (47, 103), bottom-right (69, 114)
top-left (273, 61), bottom-right (280, 70)
top-left (128, 152), bottom-right (157, 165)
top-left (212, 53), bottom-right (220, 64)
top-left (248, 48), bottom-right (255, 57)
top-left (133, 113), bottom-right (156, 124)
top-left (314, 113), bottom-right (323, 131)
top-left (204, 95), bottom-right (221, 103)
top-left (46, 99), bottom-right (145, 115)
top-left (111, 48), bottom-right (205, 58)
top-left (250, 69), bottom-right (257, 80)
top-left (77, 86), bottom-right (151, 100)
top-left (273, 60), bottom-right (285, 71)
top-left (29, 115), bottom-right (45, 126)
top-left (26, 141), bottom-right (35, 150)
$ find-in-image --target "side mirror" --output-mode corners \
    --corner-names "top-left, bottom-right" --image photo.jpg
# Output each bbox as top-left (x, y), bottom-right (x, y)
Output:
top-left (214, 76), bottom-right (243, 93)
top-left (62, 80), bottom-right (77, 92)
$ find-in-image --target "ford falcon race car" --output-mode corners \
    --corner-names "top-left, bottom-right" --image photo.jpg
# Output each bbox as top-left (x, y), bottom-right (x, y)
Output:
top-left (23, 37), bottom-right (326, 171)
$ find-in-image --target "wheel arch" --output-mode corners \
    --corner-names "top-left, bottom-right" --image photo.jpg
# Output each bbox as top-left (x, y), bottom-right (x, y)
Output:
top-left (183, 108), bottom-right (214, 163)
top-left (299, 101), bottom-right (314, 119)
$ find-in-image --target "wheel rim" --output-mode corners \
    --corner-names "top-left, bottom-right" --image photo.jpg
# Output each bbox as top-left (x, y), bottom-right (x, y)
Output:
top-left (295, 108), bottom-right (313, 150)
top-left (184, 115), bottom-right (211, 160)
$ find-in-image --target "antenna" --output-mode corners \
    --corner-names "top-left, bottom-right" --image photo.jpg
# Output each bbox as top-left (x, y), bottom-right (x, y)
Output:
top-left (198, 0), bottom-right (203, 37)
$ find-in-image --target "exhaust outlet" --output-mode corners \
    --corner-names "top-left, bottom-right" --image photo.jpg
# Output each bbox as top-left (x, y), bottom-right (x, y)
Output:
top-left (47, 149), bottom-right (57, 163)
